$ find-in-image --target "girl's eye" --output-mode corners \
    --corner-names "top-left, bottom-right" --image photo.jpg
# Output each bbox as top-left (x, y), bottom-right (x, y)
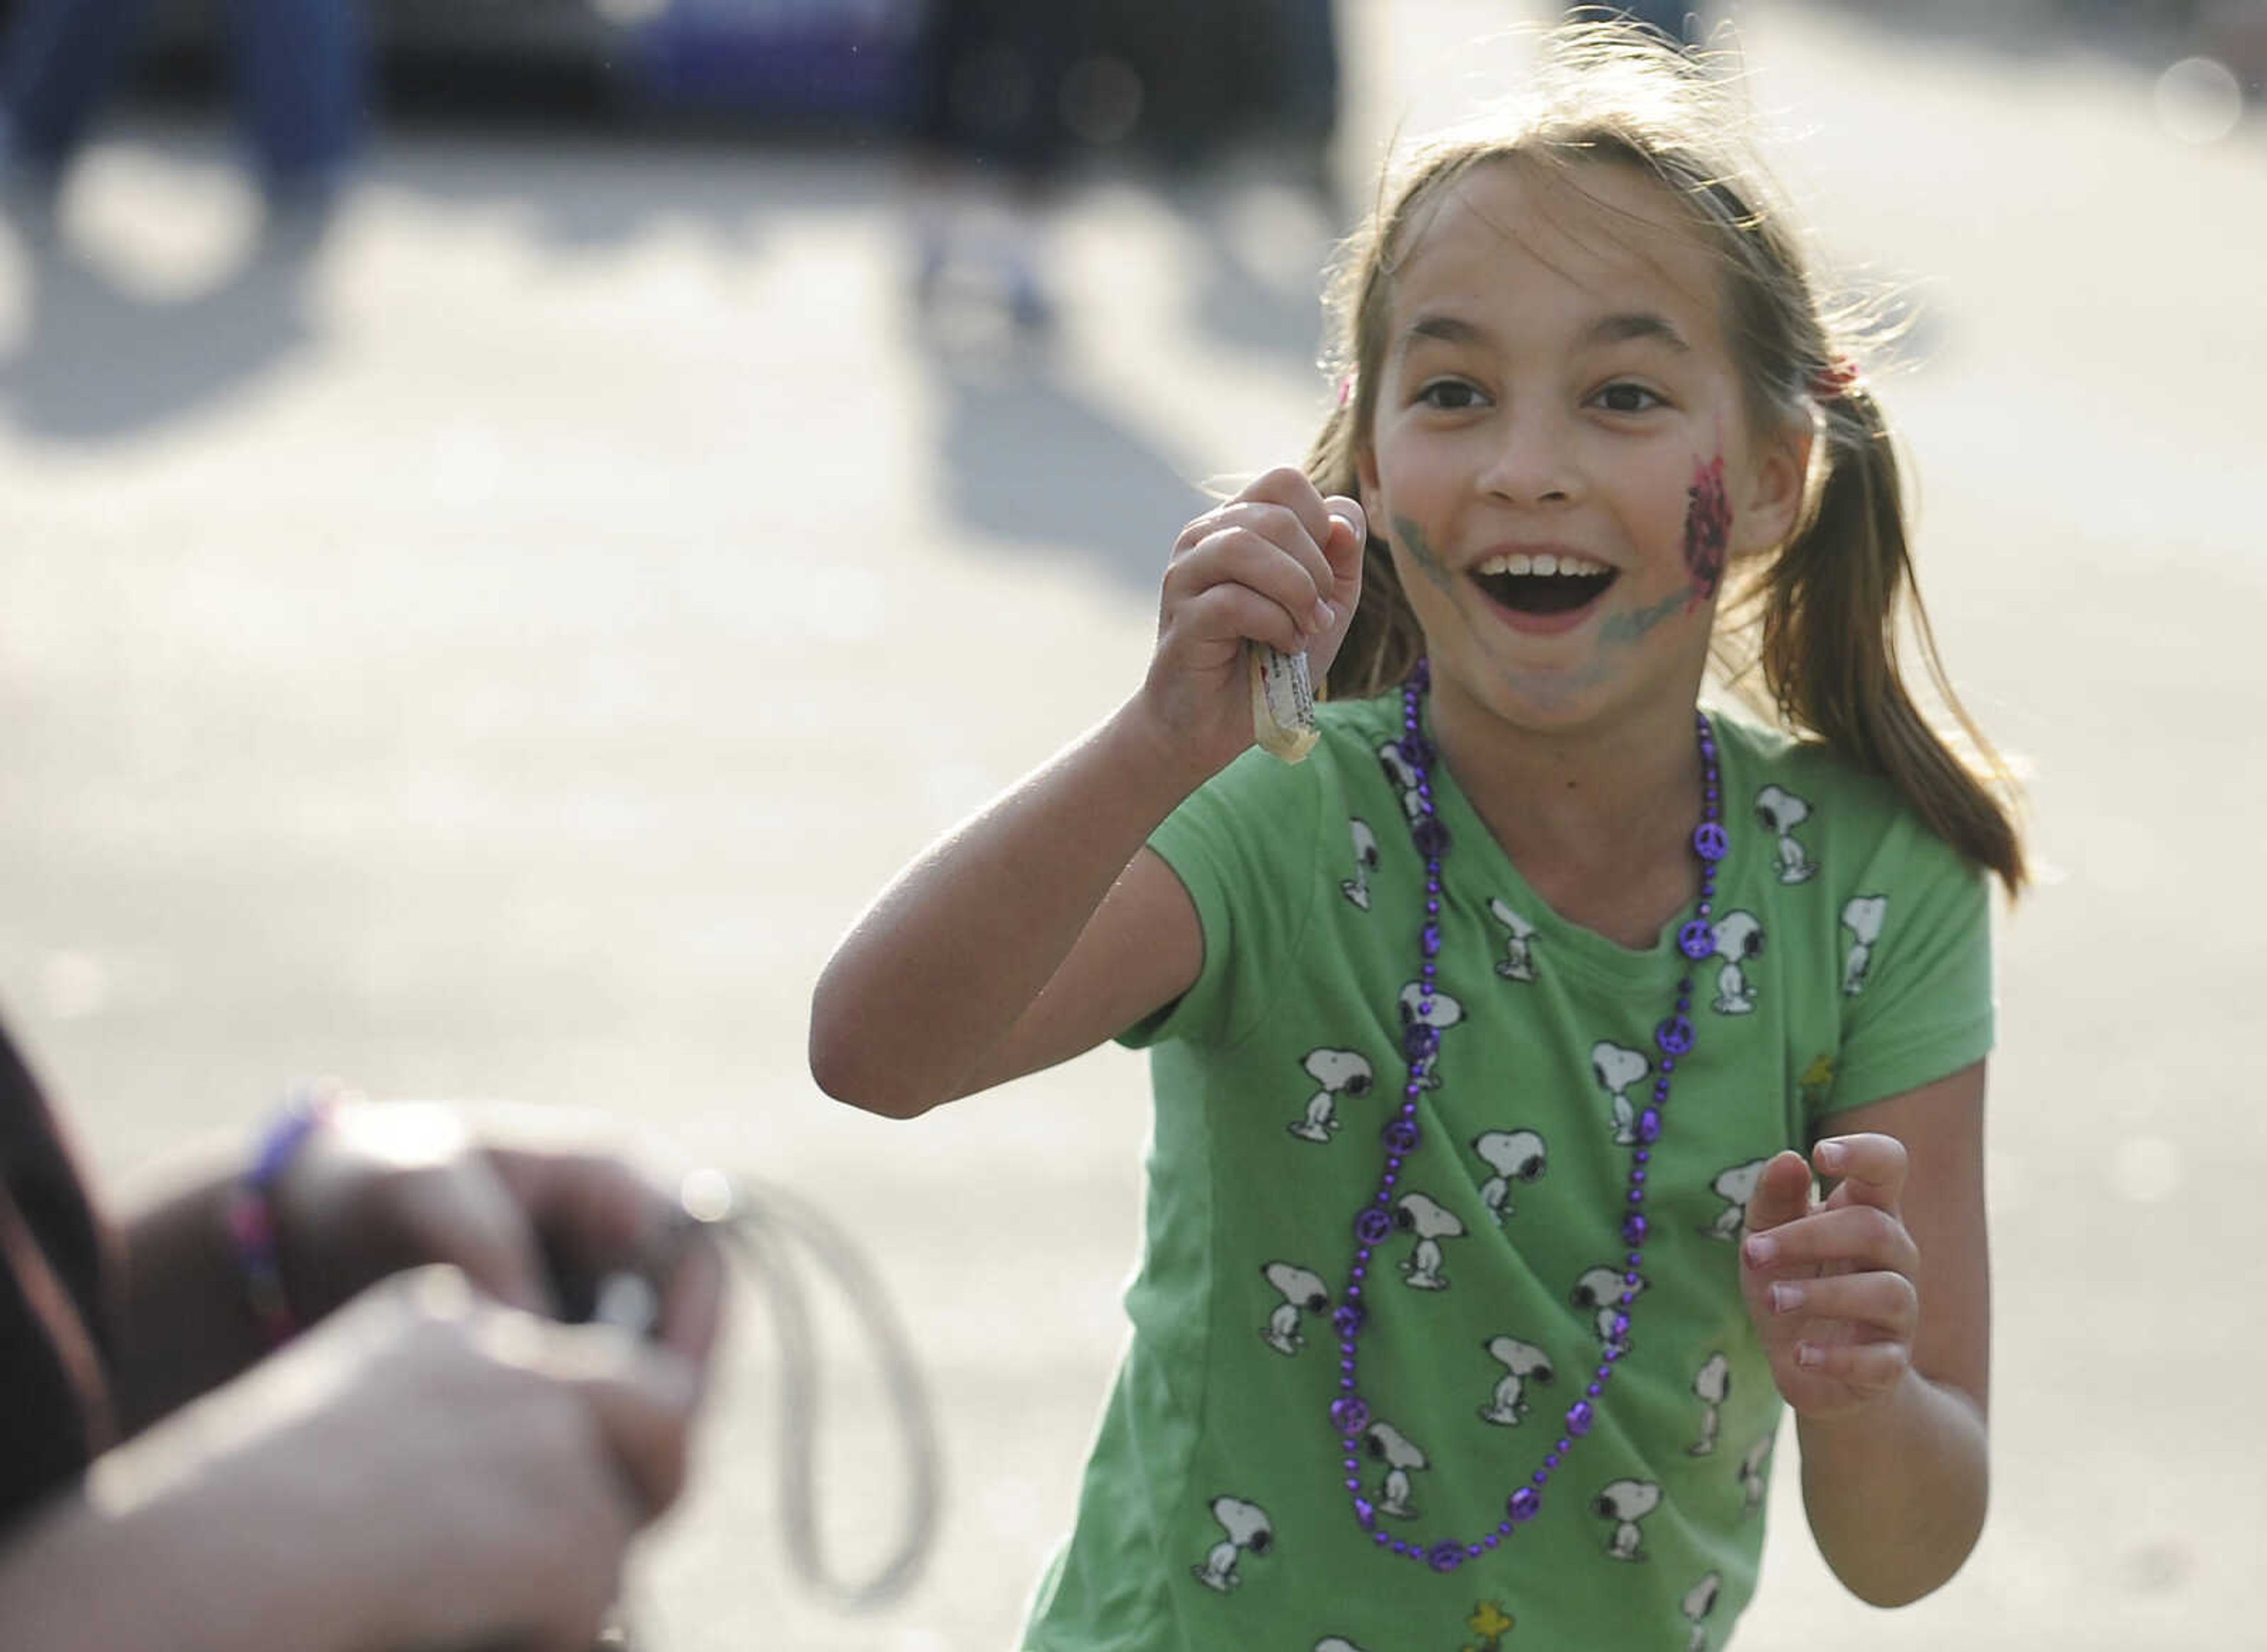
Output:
top-left (1595, 383), bottom-right (1664, 414)
top-left (1416, 379), bottom-right (1487, 412)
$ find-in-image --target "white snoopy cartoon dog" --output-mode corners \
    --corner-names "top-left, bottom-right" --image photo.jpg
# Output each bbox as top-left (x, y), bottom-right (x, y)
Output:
top-left (1396, 1192), bottom-right (1466, 1290)
top-left (1709, 910), bottom-right (1765, 1015)
top-left (1595, 1478), bottom-right (1662, 1562)
top-left (1289, 1047), bottom-right (1376, 1143)
top-left (1259, 1261), bottom-right (1330, 1356)
top-left (1753, 785), bottom-right (1820, 884)
top-left (1479, 1334), bottom-right (1554, 1426)
top-left (1737, 1435), bottom-right (1773, 1516)
top-left (1487, 896), bottom-right (1540, 982)
top-left (1341, 818), bottom-right (1380, 910)
top-left (1687, 1351), bottom-right (1730, 1455)
top-left (1376, 740), bottom-right (1426, 825)
top-left (1590, 1040), bottom-right (1652, 1145)
top-left (1681, 1571), bottom-right (1723, 1652)
top-left (1366, 1419), bottom-right (1430, 1518)
top-left (1190, 1494), bottom-right (1273, 1592)
top-left (1472, 1128), bottom-right (1547, 1224)
top-left (1398, 983), bottom-right (1465, 1089)
top-left (1572, 1264), bottom-right (1647, 1354)
top-left (1841, 894), bottom-right (1888, 997)
top-left (1704, 1158), bottom-right (1770, 1242)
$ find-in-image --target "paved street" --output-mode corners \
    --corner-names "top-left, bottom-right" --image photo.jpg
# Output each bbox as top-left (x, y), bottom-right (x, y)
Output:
top-left (0, 2), bottom-right (2259, 1647)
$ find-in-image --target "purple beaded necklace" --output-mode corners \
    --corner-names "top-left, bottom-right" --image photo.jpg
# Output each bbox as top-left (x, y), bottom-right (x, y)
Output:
top-left (1326, 659), bottom-right (1727, 1575)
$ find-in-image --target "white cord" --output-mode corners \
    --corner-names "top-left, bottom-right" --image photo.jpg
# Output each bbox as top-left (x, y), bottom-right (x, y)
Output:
top-left (716, 1174), bottom-right (944, 1610)
top-left (587, 1171), bottom-right (943, 1648)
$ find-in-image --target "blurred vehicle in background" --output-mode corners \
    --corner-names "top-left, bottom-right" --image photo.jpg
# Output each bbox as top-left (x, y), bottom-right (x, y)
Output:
top-left (0, 0), bottom-right (1338, 172)
top-left (2200, 0), bottom-right (2267, 88)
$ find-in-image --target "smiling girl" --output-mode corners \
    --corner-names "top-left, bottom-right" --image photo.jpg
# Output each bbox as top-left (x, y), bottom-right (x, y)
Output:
top-left (812, 22), bottom-right (2021, 1649)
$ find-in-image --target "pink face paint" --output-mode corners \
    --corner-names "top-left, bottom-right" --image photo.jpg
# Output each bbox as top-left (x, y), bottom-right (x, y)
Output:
top-left (1683, 455), bottom-right (1731, 612)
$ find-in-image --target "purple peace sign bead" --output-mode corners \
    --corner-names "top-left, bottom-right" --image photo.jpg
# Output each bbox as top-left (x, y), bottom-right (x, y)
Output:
top-left (1381, 1118), bottom-right (1422, 1155)
top-left (1676, 918), bottom-right (1716, 960)
top-left (1507, 1486), bottom-right (1542, 1523)
top-left (1636, 1107), bottom-right (1662, 1144)
top-left (1353, 1496), bottom-right (1377, 1530)
top-left (1410, 815), bottom-right (1451, 860)
top-left (1692, 821), bottom-right (1729, 861)
top-left (1332, 1302), bottom-right (1366, 1339)
top-left (1354, 1207), bottom-right (1394, 1246)
top-left (1401, 1021), bottom-right (1440, 1063)
top-left (1426, 1540), bottom-right (1465, 1573)
top-left (1655, 1015), bottom-right (1694, 1056)
top-left (1566, 1400), bottom-right (1595, 1437)
top-left (1331, 1396), bottom-right (1371, 1436)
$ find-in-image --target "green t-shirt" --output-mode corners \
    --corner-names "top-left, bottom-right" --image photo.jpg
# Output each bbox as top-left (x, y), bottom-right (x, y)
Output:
top-left (1023, 690), bottom-right (1992, 1652)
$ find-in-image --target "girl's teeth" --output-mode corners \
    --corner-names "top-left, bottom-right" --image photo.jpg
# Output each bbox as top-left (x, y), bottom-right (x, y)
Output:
top-left (1474, 551), bottom-right (1611, 577)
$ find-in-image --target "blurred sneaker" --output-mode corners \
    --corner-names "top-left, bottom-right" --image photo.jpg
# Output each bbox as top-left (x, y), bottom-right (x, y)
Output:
top-left (1005, 263), bottom-right (1055, 335)
top-left (0, 140), bottom-right (61, 249)
top-left (259, 171), bottom-right (341, 260)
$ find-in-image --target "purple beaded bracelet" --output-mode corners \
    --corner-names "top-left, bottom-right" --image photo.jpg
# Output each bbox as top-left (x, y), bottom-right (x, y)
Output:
top-left (224, 1083), bottom-right (342, 1347)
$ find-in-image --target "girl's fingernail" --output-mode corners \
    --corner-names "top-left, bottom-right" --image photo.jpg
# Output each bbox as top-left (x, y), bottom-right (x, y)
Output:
top-left (1815, 1140), bottom-right (1847, 1173)
top-left (1313, 599), bottom-right (1337, 631)
top-left (1743, 1233), bottom-right (1776, 1266)
top-left (1796, 1343), bottom-right (1825, 1369)
top-left (1769, 1281), bottom-right (1802, 1314)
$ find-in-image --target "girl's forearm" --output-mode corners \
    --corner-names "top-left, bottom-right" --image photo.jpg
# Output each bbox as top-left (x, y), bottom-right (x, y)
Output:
top-left (1796, 1367), bottom-right (1989, 1607)
top-left (809, 697), bottom-right (1216, 1118)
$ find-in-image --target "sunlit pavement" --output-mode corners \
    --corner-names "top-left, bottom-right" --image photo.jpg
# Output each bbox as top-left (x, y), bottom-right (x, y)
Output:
top-left (0, 2), bottom-right (2258, 1647)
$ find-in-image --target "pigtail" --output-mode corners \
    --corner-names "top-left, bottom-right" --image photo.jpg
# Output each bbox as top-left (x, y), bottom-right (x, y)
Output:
top-left (1742, 384), bottom-right (2028, 893)
top-left (1306, 396), bottom-right (1423, 701)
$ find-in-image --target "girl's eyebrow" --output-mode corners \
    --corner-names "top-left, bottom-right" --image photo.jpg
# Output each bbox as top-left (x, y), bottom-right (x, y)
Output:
top-left (1406, 311), bottom-right (1488, 347)
top-left (1587, 312), bottom-right (1691, 352)
top-left (1402, 311), bottom-right (1691, 351)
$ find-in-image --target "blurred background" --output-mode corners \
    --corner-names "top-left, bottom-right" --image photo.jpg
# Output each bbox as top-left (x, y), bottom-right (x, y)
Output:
top-left (0, 0), bottom-right (2261, 1647)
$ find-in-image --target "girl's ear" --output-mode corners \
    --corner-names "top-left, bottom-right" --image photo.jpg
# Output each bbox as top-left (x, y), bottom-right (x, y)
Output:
top-left (1734, 420), bottom-right (1814, 558)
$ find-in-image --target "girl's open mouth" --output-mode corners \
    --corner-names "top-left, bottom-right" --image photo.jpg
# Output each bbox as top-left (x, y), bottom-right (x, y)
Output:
top-left (1471, 555), bottom-right (1619, 618)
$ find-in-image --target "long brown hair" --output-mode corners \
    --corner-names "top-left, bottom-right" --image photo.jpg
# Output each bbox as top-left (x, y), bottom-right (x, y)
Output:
top-left (1306, 23), bottom-right (2026, 893)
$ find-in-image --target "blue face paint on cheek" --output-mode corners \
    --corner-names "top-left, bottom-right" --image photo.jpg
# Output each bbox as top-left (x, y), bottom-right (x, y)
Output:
top-left (1394, 515), bottom-right (1455, 591)
top-left (1600, 586), bottom-right (1688, 646)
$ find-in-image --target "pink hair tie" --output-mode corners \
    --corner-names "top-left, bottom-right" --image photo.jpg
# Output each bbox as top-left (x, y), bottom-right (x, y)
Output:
top-left (1811, 357), bottom-right (1862, 401)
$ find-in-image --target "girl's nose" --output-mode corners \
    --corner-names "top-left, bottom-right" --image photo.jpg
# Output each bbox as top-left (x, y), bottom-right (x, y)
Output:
top-left (1479, 406), bottom-right (1579, 505)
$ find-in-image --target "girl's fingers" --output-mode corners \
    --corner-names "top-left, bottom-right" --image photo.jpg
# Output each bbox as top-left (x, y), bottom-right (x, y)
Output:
top-left (1743, 1202), bottom-right (1919, 1278)
top-left (1166, 542), bottom-right (1335, 652)
top-left (1174, 504), bottom-right (1337, 618)
top-left (1812, 1132), bottom-right (1909, 1213)
top-left (1765, 1269), bottom-right (1919, 1339)
top-left (1740, 1149), bottom-right (1813, 1238)
top-left (1789, 1337), bottom-right (1910, 1390)
top-left (1235, 464), bottom-right (1340, 554)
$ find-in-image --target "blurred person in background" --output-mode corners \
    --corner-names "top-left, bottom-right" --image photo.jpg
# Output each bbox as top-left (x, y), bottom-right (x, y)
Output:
top-left (1568, 2), bottom-right (1711, 49)
top-left (0, 0), bottom-right (367, 242)
top-left (906, 0), bottom-right (1085, 333)
top-left (0, 1057), bottom-right (725, 1650)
